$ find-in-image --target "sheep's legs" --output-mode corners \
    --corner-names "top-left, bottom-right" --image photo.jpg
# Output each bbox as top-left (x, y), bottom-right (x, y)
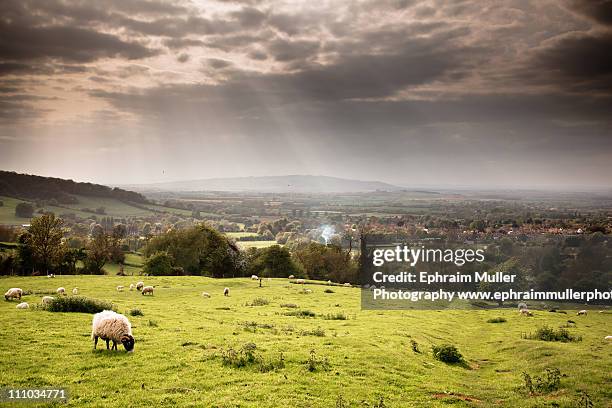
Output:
top-left (93, 336), bottom-right (98, 349)
top-left (105, 339), bottom-right (110, 350)
top-left (112, 341), bottom-right (117, 350)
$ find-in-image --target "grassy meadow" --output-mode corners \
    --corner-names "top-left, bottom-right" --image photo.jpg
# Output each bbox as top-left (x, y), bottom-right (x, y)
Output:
top-left (1, 276), bottom-right (611, 407)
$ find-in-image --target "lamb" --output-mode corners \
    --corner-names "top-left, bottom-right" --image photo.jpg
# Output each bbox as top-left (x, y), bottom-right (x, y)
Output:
top-left (46, 273), bottom-right (55, 278)
top-left (605, 335), bottom-right (612, 341)
top-left (296, 279), bottom-right (305, 284)
top-left (304, 289), bottom-right (312, 294)
top-left (201, 292), bottom-right (211, 298)
top-left (343, 283), bottom-right (351, 287)
top-left (141, 286), bottom-right (154, 295)
top-left (136, 281), bottom-right (144, 291)
top-left (41, 296), bottom-right (54, 304)
top-left (577, 310), bottom-right (587, 316)
top-left (91, 310), bottom-right (135, 352)
top-left (4, 288), bottom-right (23, 301)
top-left (519, 309), bottom-right (533, 317)
top-left (224, 287), bottom-right (230, 296)
top-left (16, 302), bottom-right (29, 309)
top-left (288, 275), bottom-right (295, 279)
top-left (129, 284), bottom-right (135, 291)
top-left (57, 287), bottom-right (65, 295)
top-left (251, 275), bottom-right (259, 280)
top-left (117, 285), bottom-right (124, 292)
top-left (72, 288), bottom-right (78, 295)
top-left (327, 280), bottom-right (332, 285)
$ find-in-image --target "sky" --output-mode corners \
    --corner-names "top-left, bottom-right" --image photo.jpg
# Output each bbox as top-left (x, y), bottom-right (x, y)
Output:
top-left (0, 0), bottom-right (611, 189)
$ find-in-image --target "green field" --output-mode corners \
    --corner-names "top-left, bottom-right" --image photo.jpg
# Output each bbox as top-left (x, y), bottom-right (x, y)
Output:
top-left (236, 240), bottom-right (279, 249)
top-left (226, 232), bottom-right (260, 239)
top-left (0, 276), bottom-right (610, 407)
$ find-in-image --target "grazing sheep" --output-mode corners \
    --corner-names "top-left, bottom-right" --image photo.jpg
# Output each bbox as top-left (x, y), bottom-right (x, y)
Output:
top-left (4, 288), bottom-right (23, 301)
top-left (518, 302), bottom-right (528, 310)
top-left (519, 309), bottom-right (533, 317)
top-left (201, 292), bottom-right (211, 298)
top-left (577, 310), bottom-right (587, 316)
top-left (343, 283), bottom-right (351, 287)
top-left (605, 335), bottom-right (612, 340)
top-left (251, 275), bottom-right (259, 280)
top-left (72, 288), bottom-right (78, 295)
top-left (46, 273), bottom-right (55, 278)
top-left (57, 287), bottom-right (65, 295)
top-left (117, 285), bottom-right (124, 292)
top-left (91, 310), bottom-right (135, 352)
top-left (16, 302), bottom-right (29, 309)
top-left (296, 279), bottom-right (305, 284)
top-left (136, 282), bottom-right (144, 291)
top-left (141, 286), bottom-right (154, 296)
top-left (129, 284), bottom-right (135, 291)
top-left (223, 287), bottom-right (230, 296)
top-left (41, 296), bottom-right (54, 304)
top-left (304, 289), bottom-right (312, 294)
top-left (288, 275), bottom-right (295, 279)
top-left (327, 280), bottom-right (332, 285)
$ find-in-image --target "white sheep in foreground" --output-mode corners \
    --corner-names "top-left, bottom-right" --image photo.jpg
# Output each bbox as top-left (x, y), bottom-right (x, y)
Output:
top-left (42, 296), bottom-right (54, 304)
top-left (4, 288), bottom-right (23, 300)
top-left (16, 302), bottom-right (29, 309)
top-left (56, 287), bottom-right (65, 295)
top-left (117, 285), bottom-right (124, 292)
top-left (288, 275), bottom-right (295, 279)
top-left (129, 284), bottom-right (135, 291)
top-left (136, 281), bottom-right (144, 291)
top-left (296, 279), bottom-right (305, 284)
top-left (201, 292), bottom-right (211, 298)
top-left (91, 310), bottom-right (135, 352)
top-left (141, 286), bottom-right (154, 295)
top-left (251, 275), bottom-right (259, 280)
top-left (577, 310), bottom-right (587, 316)
top-left (223, 287), bottom-right (230, 296)
top-left (72, 288), bottom-right (78, 295)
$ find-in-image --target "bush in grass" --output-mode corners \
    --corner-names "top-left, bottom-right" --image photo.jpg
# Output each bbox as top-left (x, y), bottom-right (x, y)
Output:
top-left (280, 303), bottom-right (298, 308)
top-left (129, 308), bottom-right (144, 316)
top-left (410, 340), bottom-right (420, 353)
top-left (431, 344), bottom-right (464, 364)
top-left (284, 309), bottom-right (316, 318)
top-left (221, 343), bottom-right (284, 372)
top-left (487, 317), bottom-right (507, 323)
top-left (322, 312), bottom-right (348, 320)
top-left (246, 297), bottom-right (269, 306)
top-left (522, 368), bottom-right (562, 394)
top-left (524, 326), bottom-right (581, 342)
top-left (300, 327), bottom-right (326, 337)
top-left (307, 349), bottom-right (330, 372)
top-left (43, 296), bottom-right (115, 313)
top-left (324, 289), bottom-right (335, 293)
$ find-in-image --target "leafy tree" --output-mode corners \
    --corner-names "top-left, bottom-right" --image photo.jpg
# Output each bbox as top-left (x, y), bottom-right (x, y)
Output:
top-left (479, 258), bottom-right (528, 306)
top-left (26, 213), bottom-right (64, 273)
top-left (15, 202), bottom-right (34, 218)
top-left (143, 251), bottom-right (174, 276)
top-left (293, 242), bottom-right (358, 283)
top-left (84, 233), bottom-right (110, 274)
top-left (246, 245), bottom-right (302, 279)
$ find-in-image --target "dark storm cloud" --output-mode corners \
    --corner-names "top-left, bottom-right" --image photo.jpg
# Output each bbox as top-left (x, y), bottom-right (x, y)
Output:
top-left (566, 0), bottom-right (612, 25)
top-left (267, 39), bottom-right (320, 62)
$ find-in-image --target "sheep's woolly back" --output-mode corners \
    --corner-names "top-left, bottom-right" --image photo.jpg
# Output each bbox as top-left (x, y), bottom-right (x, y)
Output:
top-left (57, 287), bottom-right (65, 294)
top-left (42, 296), bottom-right (54, 304)
top-left (141, 286), bottom-right (153, 295)
top-left (16, 302), bottom-right (29, 309)
top-left (91, 310), bottom-right (132, 342)
top-left (4, 288), bottom-right (22, 298)
top-left (136, 281), bottom-right (144, 290)
top-left (72, 288), bottom-right (78, 295)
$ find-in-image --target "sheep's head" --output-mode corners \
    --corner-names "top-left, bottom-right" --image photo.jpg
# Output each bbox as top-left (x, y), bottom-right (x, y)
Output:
top-left (121, 334), bottom-right (135, 352)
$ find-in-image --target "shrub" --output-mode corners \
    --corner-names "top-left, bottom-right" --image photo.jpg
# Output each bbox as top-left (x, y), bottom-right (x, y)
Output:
top-left (221, 343), bottom-right (284, 372)
top-left (143, 251), bottom-right (174, 276)
top-left (522, 368), bottom-right (562, 394)
top-left (524, 326), bottom-right (581, 342)
top-left (487, 317), bottom-right (507, 323)
top-left (246, 297), bottom-right (269, 306)
top-left (15, 202), bottom-right (34, 218)
top-left (431, 344), bottom-right (464, 364)
top-left (322, 312), bottom-right (348, 320)
top-left (307, 349), bottom-right (330, 372)
top-left (44, 296), bottom-right (115, 314)
top-left (324, 289), bottom-right (335, 293)
top-left (284, 309), bottom-right (316, 318)
top-left (280, 303), bottom-right (298, 308)
top-left (300, 327), bottom-right (326, 337)
top-left (410, 340), bottom-right (420, 353)
top-left (240, 321), bottom-right (274, 332)
top-left (129, 308), bottom-right (144, 317)
top-left (148, 319), bottom-right (158, 327)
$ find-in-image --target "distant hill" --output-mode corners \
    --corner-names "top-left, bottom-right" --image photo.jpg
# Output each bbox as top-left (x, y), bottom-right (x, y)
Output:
top-left (0, 170), bottom-right (148, 204)
top-left (127, 175), bottom-right (403, 193)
